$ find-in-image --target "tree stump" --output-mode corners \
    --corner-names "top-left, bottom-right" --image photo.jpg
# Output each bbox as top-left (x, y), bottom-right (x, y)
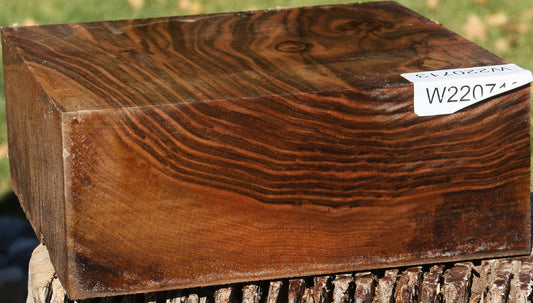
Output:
top-left (27, 244), bottom-right (533, 303)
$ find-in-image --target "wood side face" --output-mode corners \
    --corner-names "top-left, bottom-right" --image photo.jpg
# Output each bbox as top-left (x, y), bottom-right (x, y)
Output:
top-left (1, 1), bottom-right (530, 299)
top-left (61, 87), bottom-right (530, 298)
top-left (2, 29), bottom-right (68, 287)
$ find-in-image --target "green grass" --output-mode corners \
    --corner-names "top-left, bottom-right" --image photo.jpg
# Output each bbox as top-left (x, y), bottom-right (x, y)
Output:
top-left (1, 0), bottom-right (533, 200)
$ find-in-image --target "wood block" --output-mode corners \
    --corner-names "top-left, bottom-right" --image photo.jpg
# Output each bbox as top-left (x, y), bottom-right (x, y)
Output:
top-left (2, 1), bottom-right (530, 299)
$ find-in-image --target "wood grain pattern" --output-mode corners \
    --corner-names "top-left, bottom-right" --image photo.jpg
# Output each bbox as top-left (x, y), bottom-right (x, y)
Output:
top-left (2, 1), bottom-right (530, 299)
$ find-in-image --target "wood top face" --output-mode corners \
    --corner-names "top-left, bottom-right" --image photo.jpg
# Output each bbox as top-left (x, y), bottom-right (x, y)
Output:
top-left (2, 1), bottom-right (503, 112)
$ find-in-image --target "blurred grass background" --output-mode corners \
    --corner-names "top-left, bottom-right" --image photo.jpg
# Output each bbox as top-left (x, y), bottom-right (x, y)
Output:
top-left (1, 0), bottom-right (533, 207)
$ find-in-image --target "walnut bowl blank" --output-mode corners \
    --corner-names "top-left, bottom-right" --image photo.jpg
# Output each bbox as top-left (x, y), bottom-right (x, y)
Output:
top-left (2, 1), bottom-right (530, 299)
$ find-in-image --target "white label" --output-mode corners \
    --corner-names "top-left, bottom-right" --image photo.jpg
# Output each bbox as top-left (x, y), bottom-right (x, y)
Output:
top-left (401, 64), bottom-right (533, 116)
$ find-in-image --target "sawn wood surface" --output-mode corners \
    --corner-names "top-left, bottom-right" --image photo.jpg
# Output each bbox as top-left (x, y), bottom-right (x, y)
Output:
top-left (2, 1), bottom-right (531, 299)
